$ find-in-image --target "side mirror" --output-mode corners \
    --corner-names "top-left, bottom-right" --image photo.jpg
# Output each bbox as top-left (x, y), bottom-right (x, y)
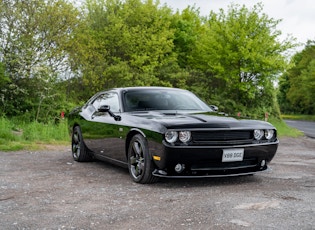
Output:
top-left (209, 105), bottom-right (218, 112)
top-left (98, 105), bottom-right (121, 121)
top-left (98, 105), bottom-right (110, 113)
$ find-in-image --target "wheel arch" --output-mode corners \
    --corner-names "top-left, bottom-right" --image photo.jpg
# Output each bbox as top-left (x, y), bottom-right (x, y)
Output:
top-left (125, 128), bottom-right (147, 159)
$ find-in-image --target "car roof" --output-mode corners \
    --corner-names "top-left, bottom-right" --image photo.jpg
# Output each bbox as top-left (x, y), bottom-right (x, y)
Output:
top-left (88, 86), bottom-right (192, 99)
top-left (110, 86), bottom-right (188, 93)
top-left (112, 86), bottom-right (184, 91)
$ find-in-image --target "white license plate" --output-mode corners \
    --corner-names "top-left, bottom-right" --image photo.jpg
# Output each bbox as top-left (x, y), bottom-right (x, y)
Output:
top-left (222, 148), bottom-right (244, 162)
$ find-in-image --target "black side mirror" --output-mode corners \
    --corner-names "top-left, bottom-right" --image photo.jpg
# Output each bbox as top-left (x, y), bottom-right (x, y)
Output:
top-left (209, 105), bottom-right (218, 112)
top-left (98, 105), bottom-right (121, 121)
top-left (98, 105), bottom-right (110, 113)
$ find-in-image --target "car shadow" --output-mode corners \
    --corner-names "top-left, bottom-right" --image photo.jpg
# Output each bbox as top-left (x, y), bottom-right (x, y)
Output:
top-left (154, 174), bottom-right (263, 188)
top-left (75, 158), bottom-right (264, 187)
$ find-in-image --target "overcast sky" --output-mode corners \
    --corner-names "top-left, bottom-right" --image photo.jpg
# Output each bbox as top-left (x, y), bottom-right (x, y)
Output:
top-left (159, 0), bottom-right (315, 49)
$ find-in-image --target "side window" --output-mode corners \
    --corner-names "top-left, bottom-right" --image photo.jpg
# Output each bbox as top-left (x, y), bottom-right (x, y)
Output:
top-left (92, 92), bottom-right (120, 113)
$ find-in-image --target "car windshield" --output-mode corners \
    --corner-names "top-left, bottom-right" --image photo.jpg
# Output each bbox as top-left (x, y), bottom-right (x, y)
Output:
top-left (123, 89), bottom-right (212, 112)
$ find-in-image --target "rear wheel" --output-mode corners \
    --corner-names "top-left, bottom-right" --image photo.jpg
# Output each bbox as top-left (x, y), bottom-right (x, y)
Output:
top-left (128, 134), bottom-right (158, 184)
top-left (71, 126), bottom-right (92, 162)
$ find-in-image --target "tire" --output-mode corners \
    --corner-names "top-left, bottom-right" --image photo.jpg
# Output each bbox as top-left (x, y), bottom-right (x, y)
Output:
top-left (71, 126), bottom-right (92, 162)
top-left (127, 134), bottom-right (158, 184)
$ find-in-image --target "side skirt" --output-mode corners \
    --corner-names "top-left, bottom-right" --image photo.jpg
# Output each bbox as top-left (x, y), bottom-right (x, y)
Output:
top-left (93, 153), bottom-right (128, 169)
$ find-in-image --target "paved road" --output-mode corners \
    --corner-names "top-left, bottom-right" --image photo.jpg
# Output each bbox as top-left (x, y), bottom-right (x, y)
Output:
top-left (284, 119), bottom-right (315, 138)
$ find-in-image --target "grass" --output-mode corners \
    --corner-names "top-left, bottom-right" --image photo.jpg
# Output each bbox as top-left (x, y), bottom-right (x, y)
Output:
top-left (0, 117), bottom-right (70, 151)
top-left (281, 114), bottom-right (315, 121)
top-left (268, 118), bottom-right (303, 138)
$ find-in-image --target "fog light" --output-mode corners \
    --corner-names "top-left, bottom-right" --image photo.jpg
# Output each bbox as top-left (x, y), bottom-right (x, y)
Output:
top-left (261, 160), bottom-right (266, 167)
top-left (174, 164), bottom-right (185, 173)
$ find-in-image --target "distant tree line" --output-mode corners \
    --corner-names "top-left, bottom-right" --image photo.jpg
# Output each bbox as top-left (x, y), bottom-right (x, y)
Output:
top-left (278, 40), bottom-right (315, 115)
top-left (0, 0), bottom-right (304, 122)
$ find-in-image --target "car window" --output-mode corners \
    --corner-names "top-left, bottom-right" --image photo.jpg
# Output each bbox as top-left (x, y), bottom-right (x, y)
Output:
top-left (124, 89), bottom-right (211, 112)
top-left (92, 92), bottom-right (120, 113)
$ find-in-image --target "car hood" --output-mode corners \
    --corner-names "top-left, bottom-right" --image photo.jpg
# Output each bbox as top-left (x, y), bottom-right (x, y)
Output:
top-left (128, 111), bottom-right (274, 129)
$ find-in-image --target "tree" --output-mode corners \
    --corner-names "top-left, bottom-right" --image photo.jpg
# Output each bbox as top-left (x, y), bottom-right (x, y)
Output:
top-left (68, 0), bottom-right (182, 94)
top-left (0, 61), bottom-right (11, 116)
top-left (0, 0), bottom-right (80, 120)
top-left (282, 40), bottom-right (315, 114)
top-left (189, 3), bottom-right (295, 117)
top-left (171, 6), bottom-right (205, 69)
top-left (277, 72), bottom-right (292, 113)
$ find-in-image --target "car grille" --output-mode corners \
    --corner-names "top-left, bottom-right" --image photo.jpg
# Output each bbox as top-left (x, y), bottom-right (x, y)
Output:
top-left (191, 158), bottom-right (258, 171)
top-left (192, 130), bottom-right (253, 145)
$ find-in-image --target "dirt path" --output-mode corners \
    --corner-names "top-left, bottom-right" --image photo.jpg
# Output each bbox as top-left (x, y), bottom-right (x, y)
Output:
top-left (1, 137), bottom-right (315, 229)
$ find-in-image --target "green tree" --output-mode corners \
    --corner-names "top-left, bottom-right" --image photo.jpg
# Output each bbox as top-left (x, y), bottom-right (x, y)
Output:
top-left (68, 0), bottom-right (182, 94)
top-left (171, 6), bottom-right (205, 69)
top-left (277, 72), bottom-right (292, 113)
top-left (283, 40), bottom-right (315, 114)
top-left (0, 0), bottom-right (79, 120)
top-left (189, 3), bottom-right (295, 117)
top-left (0, 62), bottom-right (11, 116)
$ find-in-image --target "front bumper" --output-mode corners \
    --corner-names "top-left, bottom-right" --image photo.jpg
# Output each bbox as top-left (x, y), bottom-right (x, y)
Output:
top-left (150, 140), bottom-right (279, 178)
top-left (152, 166), bottom-right (271, 178)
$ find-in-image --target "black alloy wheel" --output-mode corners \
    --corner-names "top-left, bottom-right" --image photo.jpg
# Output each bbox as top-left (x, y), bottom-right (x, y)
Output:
top-left (71, 126), bottom-right (92, 162)
top-left (128, 134), bottom-right (158, 184)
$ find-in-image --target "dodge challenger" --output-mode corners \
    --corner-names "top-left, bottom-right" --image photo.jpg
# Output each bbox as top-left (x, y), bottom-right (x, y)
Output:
top-left (68, 87), bottom-right (279, 184)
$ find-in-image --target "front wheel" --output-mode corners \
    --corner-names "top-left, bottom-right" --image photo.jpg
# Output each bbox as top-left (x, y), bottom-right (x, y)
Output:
top-left (127, 134), bottom-right (158, 184)
top-left (71, 126), bottom-right (92, 162)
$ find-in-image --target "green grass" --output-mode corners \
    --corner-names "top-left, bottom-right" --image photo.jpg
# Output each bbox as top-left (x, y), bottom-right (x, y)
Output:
top-left (0, 117), bottom-right (70, 151)
top-left (268, 118), bottom-right (304, 138)
top-left (281, 114), bottom-right (315, 121)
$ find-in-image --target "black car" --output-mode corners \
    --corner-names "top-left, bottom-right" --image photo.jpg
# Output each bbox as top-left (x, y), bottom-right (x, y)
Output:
top-left (68, 87), bottom-right (278, 184)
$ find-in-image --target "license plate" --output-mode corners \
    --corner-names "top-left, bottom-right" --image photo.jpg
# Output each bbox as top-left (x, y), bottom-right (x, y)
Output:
top-left (222, 148), bottom-right (244, 162)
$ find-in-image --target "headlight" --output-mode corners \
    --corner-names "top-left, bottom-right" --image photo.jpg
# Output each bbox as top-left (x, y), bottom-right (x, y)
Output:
top-left (165, 131), bottom-right (178, 143)
top-left (178, 131), bottom-right (191, 143)
top-left (254, 129), bottom-right (264, 140)
top-left (265, 129), bottom-right (275, 140)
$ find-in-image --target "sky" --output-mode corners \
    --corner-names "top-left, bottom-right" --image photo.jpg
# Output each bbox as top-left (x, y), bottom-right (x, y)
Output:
top-left (159, 0), bottom-right (315, 50)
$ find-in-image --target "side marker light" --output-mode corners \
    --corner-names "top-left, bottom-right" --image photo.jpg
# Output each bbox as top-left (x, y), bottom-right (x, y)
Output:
top-left (153, 155), bottom-right (161, 161)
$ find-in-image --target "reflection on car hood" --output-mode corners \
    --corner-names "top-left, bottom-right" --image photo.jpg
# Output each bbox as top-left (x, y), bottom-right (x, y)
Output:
top-left (128, 111), bottom-right (273, 129)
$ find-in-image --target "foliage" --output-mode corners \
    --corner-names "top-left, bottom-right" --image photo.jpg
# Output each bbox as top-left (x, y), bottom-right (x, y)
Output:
top-left (278, 40), bottom-right (315, 114)
top-left (170, 6), bottom-right (205, 69)
top-left (0, 116), bottom-right (69, 151)
top-left (0, 0), bottom-right (80, 121)
top-left (187, 3), bottom-right (294, 117)
top-left (68, 0), bottom-right (182, 95)
top-left (0, 0), bottom-right (308, 149)
top-left (0, 0), bottom-right (300, 122)
top-left (0, 62), bottom-right (11, 116)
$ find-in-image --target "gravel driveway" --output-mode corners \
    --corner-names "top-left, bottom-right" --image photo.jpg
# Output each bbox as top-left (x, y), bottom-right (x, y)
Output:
top-left (1, 137), bottom-right (315, 230)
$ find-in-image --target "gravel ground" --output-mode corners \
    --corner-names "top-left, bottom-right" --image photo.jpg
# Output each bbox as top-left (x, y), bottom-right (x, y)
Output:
top-left (1, 137), bottom-right (315, 230)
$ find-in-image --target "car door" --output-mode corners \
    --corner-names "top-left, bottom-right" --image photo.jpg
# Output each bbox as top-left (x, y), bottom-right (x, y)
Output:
top-left (83, 92), bottom-right (126, 163)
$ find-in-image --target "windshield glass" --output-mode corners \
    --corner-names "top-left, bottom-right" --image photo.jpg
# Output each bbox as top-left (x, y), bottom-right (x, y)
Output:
top-left (123, 89), bottom-right (212, 112)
